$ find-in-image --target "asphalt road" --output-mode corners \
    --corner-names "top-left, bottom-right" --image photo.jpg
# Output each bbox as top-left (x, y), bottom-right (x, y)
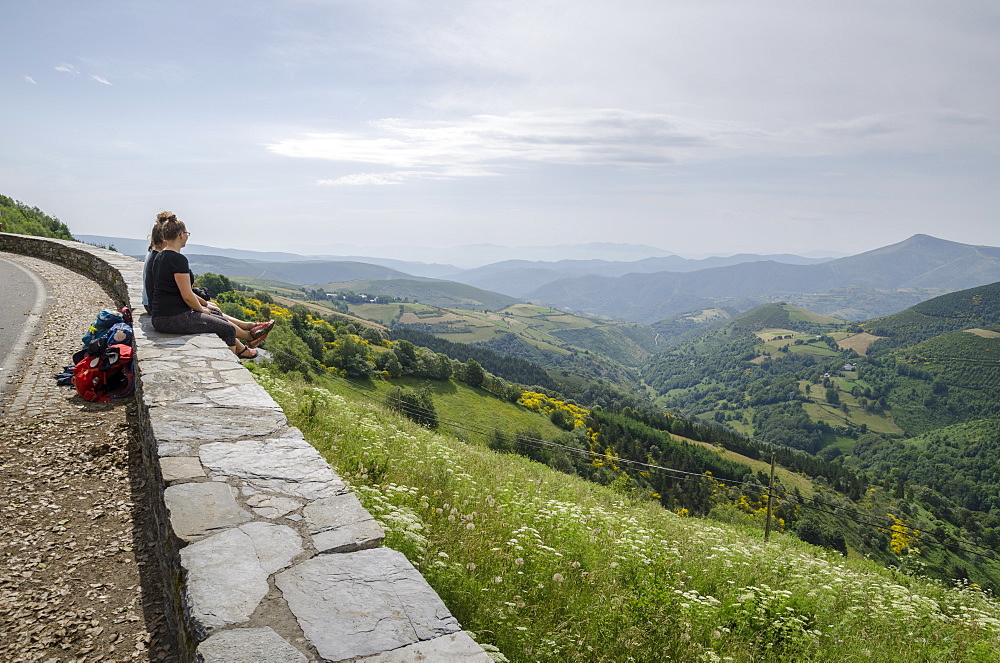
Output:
top-left (0, 253), bottom-right (48, 405)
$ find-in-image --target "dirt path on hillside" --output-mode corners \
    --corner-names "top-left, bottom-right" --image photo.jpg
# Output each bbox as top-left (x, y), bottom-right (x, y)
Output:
top-left (0, 253), bottom-right (174, 663)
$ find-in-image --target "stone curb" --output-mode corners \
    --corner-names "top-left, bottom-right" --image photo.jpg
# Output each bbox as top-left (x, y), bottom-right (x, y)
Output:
top-left (0, 234), bottom-right (492, 663)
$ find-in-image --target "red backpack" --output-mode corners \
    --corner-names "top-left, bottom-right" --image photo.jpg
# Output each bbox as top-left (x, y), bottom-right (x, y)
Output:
top-left (72, 343), bottom-right (135, 402)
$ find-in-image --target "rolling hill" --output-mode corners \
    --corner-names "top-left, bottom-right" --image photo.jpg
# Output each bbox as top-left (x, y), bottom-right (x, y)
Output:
top-left (642, 285), bottom-right (1000, 446)
top-left (185, 255), bottom-right (423, 285)
top-left (318, 278), bottom-right (521, 311)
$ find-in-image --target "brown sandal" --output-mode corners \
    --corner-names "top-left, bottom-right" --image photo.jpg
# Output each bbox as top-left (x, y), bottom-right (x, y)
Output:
top-left (249, 320), bottom-right (275, 340)
top-left (237, 345), bottom-right (258, 359)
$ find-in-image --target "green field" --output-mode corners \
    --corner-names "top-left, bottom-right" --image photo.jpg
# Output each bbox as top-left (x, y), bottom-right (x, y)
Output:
top-left (346, 300), bottom-right (654, 367)
top-left (802, 401), bottom-right (904, 437)
top-left (348, 374), bottom-right (569, 443)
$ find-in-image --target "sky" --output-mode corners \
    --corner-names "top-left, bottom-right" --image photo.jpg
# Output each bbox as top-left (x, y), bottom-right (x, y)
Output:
top-left (2, 0), bottom-right (999, 260)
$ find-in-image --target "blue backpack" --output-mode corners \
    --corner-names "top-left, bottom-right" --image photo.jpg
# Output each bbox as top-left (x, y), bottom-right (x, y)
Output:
top-left (104, 322), bottom-right (133, 346)
top-left (81, 308), bottom-right (124, 345)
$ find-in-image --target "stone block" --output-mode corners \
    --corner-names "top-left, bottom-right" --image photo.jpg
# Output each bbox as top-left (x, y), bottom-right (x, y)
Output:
top-left (148, 404), bottom-right (288, 443)
top-left (245, 492), bottom-right (303, 519)
top-left (157, 441), bottom-right (199, 458)
top-left (164, 482), bottom-right (251, 542)
top-left (199, 438), bottom-right (346, 500)
top-left (182, 522), bottom-right (302, 635)
top-left (196, 627), bottom-right (307, 663)
top-left (304, 492), bottom-right (385, 553)
top-left (356, 632), bottom-right (493, 662)
top-left (160, 456), bottom-right (205, 484)
top-left (200, 383), bottom-right (283, 409)
top-left (275, 548), bottom-right (461, 661)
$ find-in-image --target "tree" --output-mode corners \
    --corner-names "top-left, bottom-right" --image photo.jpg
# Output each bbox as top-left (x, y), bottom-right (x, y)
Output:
top-left (463, 359), bottom-right (485, 388)
top-left (264, 324), bottom-right (319, 379)
top-left (194, 272), bottom-right (234, 298)
top-left (550, 408), bottom-right (574, 431)
top-left (387, 386), bottom-right (437, 429)
top-left (393, 340), bottom-right (420, 374)
top-left (375, 351), bottom-right (403, 377)
top-left (826, 387), bottom-right (840, 405)
top-left (0, 195), bottom-right (74, 239)
top-left (326, 334), bottom-right (376, 378)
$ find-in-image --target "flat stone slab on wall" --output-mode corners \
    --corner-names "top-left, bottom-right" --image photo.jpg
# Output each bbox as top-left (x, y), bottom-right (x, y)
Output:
top-left (198, 627), bottom-right (308, 663)
top-left (0, 234), bottom-right (492, 663)
top-left (276, 548), bottom-right (462, 661)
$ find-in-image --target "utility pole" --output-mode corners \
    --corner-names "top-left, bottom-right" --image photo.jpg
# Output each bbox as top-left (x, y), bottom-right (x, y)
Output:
top-left (764, 452), bottom-right (776, 542)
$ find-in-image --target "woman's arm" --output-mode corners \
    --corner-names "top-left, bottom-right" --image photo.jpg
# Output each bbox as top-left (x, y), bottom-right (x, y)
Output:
top-left (196, 294), bottom-right (222, 313)
top-left (174, 272), bottom-right (210, 313)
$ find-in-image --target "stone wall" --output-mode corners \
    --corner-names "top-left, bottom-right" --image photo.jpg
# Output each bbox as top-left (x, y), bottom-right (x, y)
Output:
top-left (0, 234), bottom-right (491, 663)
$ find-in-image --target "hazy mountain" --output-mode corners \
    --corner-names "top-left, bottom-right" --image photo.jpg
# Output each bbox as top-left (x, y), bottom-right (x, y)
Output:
top-left (449, 253), bottom-right (831, 297)
top-left (528, 235), bottom-right (1000, 323)
top-left (80, 232), bottom-right (1000, 324)
top-left (83, 233), bottom-right (828, 293)
top-left (300, 241), bottom-right (676, 267)
top-left (76, 234), bottom-right (311, 262)
top-left (78, 234), bottom-right (678, 270)
top-left (76, 234), bottom-right (460, 278)
top-left (184, 255), bottom-right (423, 285)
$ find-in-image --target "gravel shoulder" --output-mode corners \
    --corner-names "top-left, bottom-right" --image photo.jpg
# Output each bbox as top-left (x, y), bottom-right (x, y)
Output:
top-left (0, 253), bottom-right (173, 663)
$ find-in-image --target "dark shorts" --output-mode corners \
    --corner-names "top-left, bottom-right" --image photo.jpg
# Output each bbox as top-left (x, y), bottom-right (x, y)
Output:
top-left (151, 310), bottom-right (237, 347)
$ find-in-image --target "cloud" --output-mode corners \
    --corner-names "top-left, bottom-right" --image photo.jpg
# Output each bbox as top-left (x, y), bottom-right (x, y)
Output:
top-left (53, 62), bottom-right (112, 85)
top-left (810, 115), bottom-right (899, 138)
top-left (318, 173), bottom-right (406, 186)
top-left (24, 76), bottom-right (37, 84)
top-left (269, 109), bottom-right (748, 181)
top-left (934, 109), bottom-right (991, 126)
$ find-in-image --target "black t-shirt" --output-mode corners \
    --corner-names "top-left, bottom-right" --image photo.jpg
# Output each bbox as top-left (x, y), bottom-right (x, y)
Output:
top-left (142, 249), bottom-right (159, 308)
top-left (150, 250), bottom-right (193, 317)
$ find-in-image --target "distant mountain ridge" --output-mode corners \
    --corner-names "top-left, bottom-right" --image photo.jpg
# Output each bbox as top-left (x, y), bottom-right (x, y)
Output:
top-left (446, 253), bottom-right (831, 298)
top-left (78, 234), bottom-right (834, 296)
top-left (528, 235), bottom-right (1000, 322)
top-left (78, 233), bottom-right (1000, 324)
top-left (76, 235), bottom-right (679, 271)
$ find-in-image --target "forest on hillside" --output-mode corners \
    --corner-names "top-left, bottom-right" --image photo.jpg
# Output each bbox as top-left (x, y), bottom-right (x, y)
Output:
top-left (0, 195), bottom-right (74, 240)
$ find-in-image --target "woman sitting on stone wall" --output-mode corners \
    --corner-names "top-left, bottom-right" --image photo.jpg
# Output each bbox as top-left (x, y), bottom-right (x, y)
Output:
top-left (144, 213), bottom-right (272, 347)
top-left (148, 213), bottom-right (267, 360)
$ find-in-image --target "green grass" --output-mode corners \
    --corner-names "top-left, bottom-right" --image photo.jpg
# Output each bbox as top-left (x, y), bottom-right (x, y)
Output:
top-left (785, 305), bottom-right (845, 325)
top-left (788, 343), bottom-right (840, 358)
top-left (802, 400), bottom-right (904, 437)
top-left (254, 367), bottom-right (1000, 663)
top-left (347, 302), bottom-right (402, 325)
top-left (232, 277), bottom-right (309, 298)
top-left (347, 374), bottom-right (568, 442)
top-left (351, 301), bottom-right (654, 366)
